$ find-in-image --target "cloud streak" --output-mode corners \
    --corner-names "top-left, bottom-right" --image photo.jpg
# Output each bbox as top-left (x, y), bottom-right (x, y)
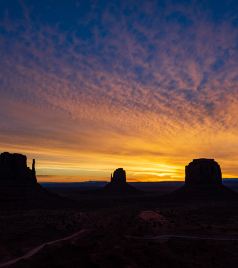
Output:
top-left (0, 0), bottom-right (238, 181)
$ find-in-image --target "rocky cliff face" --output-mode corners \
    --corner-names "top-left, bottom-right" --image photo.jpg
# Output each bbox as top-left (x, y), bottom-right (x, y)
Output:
top-left (185, 158), bottom-right (222, 186)
top-left (0, 152), bottom-right (37, 185)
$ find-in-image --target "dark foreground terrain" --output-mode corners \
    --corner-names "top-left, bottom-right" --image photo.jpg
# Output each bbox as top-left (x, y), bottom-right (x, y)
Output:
top-left (1, 181), bottom-right (238, 268)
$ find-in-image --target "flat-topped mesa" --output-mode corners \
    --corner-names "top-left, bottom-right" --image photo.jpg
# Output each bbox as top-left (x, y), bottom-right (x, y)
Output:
top-left (110, 168), bottom-right (126, 184)
top-left (0, 152), bottom-right (37, 185)
top-left (185, 158), bottom-right (222, 186)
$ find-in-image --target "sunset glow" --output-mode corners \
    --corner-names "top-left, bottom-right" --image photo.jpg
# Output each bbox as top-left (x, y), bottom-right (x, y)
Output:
top-left (1, 0), bottom-right (238, 181)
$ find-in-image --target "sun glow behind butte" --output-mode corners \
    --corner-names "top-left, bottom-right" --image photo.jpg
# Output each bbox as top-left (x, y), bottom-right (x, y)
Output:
top-left (0, 0), bottom-right (238, 182)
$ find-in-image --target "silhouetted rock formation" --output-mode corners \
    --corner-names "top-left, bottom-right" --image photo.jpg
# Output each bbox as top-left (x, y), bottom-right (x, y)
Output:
top-left (110, 168), bottom-right (126, 184)
top-left (185, 158), bottom-right (222, 186)
top-left (103, 168), bottom-right (139, 194)
top-left (168, 158), bottom-right (237, 201)
top-left (0, 152), bottom-right (74, 209)
top-left (0, 152), bottom-right (37, 185)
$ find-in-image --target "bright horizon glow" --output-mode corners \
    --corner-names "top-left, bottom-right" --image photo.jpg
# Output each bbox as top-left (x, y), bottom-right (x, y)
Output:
top-left (1, 0), bottom-right (238, 182)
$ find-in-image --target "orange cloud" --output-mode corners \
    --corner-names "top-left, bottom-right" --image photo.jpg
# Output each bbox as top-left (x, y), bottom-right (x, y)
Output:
top-left (0, 2), bottom-right (238, 181)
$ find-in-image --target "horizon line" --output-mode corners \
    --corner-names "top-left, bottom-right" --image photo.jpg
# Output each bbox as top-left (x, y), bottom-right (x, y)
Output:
top-left (39, 178), bottom-right (238, 184)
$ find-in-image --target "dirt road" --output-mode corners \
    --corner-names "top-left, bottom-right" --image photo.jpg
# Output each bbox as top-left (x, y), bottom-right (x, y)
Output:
top-left (0, 229), bottom-right (89, 268)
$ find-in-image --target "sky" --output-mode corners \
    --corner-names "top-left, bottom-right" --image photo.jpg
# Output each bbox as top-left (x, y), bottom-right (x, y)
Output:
top-left (0, 0), bottom-right (238, 182)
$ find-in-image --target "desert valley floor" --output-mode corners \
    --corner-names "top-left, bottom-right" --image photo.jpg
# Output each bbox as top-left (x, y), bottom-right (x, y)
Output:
top-left (1, 181), bottom-right (238, 268)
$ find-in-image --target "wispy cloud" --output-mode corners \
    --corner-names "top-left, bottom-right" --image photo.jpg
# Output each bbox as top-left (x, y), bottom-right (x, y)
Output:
top-left (0, 0), bottom-right (238, 180)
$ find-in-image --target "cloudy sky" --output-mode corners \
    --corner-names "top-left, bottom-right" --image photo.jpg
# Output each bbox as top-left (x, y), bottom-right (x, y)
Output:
top-left (1, 0), bottom-right (238, 181)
